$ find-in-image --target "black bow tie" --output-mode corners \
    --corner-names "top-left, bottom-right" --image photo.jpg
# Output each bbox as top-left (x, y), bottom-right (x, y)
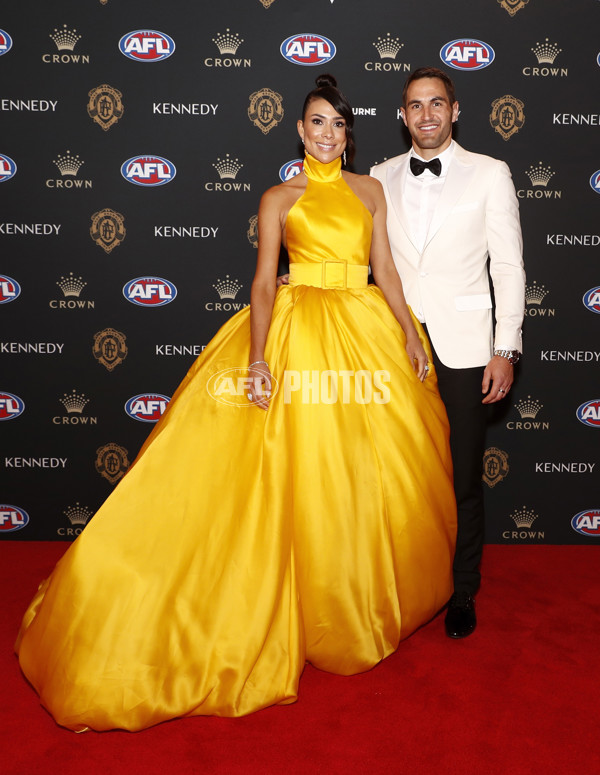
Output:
top-left (410, 156), bottom-right (442, 177)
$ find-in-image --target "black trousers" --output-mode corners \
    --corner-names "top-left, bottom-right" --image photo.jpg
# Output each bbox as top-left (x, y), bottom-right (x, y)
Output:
top-left (425, 328), bottom-right (489, 596)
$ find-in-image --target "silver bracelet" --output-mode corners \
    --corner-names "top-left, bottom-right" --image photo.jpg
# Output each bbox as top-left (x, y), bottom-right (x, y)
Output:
top-left (249, 360), bottom-right (269, 369)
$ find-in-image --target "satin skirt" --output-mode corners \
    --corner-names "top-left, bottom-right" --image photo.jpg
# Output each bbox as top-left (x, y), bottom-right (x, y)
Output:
top-left (16, 283), bottom-right (456, 731)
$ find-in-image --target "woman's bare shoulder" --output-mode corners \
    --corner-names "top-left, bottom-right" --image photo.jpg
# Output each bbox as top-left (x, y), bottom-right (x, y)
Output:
top-left (261, 174), bottom-right (306, 207)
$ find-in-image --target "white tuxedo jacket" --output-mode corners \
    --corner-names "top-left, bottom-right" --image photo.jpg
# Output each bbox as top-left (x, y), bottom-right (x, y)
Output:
top-left (371, 143), bottom-right (525, 369)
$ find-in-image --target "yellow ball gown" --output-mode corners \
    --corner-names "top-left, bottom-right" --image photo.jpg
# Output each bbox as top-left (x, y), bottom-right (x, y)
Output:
top-left (16, 153), bottom-right (456, 732)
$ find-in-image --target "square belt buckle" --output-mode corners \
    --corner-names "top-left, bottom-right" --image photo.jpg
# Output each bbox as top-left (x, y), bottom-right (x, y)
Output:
top-left (322, 260), bottom-right (347, 289)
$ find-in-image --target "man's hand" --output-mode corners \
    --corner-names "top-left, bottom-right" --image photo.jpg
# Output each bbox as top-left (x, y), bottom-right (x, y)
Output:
top-left (481, 355), bottom-right (514, 404)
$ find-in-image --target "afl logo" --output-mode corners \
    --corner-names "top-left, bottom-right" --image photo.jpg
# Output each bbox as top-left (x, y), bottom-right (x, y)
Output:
top-left (582, 287), bottom-right (600, 314)
top-left (0, 154), bottom-right (17, 182)
top-left (590, 170), bottom-right (600, 194)
top-left (571, 510), bottom-right (600, 537)
top-left (0, 392), bottom-right (25, 420)
top-left (279, 159), bottom-right (304, 181)
top-left (125, 393), bottom-right (170, 422)
top-left (121, 156), bottom-right (176, 186)
top-left (576, 399), bottom-right (600, 428)
top-left (118, 30), bottom-right (175, 62)
top-left (0, 30), bottom-right (13, 56)
top-left (280, 33), bottom-right (336, 66)
top-left (0, 275), bottom-right (20, 304)
top-left (0, 505), bottom-right (29, 533)
top-left (123, 277), bottom-right (177, 307)
top-left (440, 39), bottom-right (495, 70)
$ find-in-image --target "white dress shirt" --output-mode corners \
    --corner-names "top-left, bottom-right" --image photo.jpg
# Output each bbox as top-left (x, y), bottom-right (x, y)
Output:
top-left (403, 141), bottom-right (455, 321)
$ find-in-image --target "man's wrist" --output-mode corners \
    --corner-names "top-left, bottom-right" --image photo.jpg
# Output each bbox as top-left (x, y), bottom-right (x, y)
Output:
top-left (494, 349), bottom-right (520, 365)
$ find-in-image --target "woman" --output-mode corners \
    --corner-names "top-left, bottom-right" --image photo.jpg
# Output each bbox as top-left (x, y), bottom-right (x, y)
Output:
top-left (16, 75), bottom-right (456, 732)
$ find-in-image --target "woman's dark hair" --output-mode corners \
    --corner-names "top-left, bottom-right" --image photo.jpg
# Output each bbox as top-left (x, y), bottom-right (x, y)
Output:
top-left (301, 74), bottom-right (356, 164)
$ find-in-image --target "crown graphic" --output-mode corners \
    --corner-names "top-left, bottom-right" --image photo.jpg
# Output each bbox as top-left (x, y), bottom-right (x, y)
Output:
top-left (49, 24), bottom-right (82, 51)
top-left (53, 150), bottom-right (84, 177)
top-left (514, 395), bottom-right (543, 419)
top-left (212, 29), bottom-right (243, 55)
top-left (373, 33), bottom-right (404, 60)
top-left (525, 280), bottom-right (549, 305)
top-left (525, 161), bottom-right (554, 187)
top-left (63, 502), bottom-right (94, 526)
top-left (213, 275), bottom-right (243, 299)
top-left (57, 272), bottom-right (87, 297)
top-left (509, 506), bottom-right (539, 529)
top-left (60, 389), bottom-right (90, 414)
top-left (212, 154), bottom-right (243, 180)
top-left (531, 38), bottom-right (561, 64)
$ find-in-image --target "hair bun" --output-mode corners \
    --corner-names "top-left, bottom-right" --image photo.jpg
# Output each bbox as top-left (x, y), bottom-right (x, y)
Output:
top-left (315, 73), bottom-right (337, 89)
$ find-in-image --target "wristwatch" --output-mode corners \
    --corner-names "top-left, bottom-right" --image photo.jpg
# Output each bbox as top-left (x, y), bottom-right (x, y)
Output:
top-left (494, 349), bottom-right (520, 365)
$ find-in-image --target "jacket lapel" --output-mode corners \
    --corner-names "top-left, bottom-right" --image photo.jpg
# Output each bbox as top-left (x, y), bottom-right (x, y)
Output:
top-left (425, 143), bottom-right (475, 249)
top-left (384, 155), bottom-right (420, 252)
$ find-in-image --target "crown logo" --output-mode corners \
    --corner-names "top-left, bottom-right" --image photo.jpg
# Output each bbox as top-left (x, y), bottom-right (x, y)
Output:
top-left (49, 24), bottom-right (82, 51)
top-left (525, 280), bottom-right (549, 305)
top-left (56, 272), bottom-right (87, 297)
top-left (212, 154), bottom-right (243, 180)
top-left (515, 395), bottom-right (543, 419)
top-left (509, 506), bottom-right (539, 529)
top-left (59, 389), bottom-right (90, 414)
top-left (53, 150), bottom-right (84, 177)
top-left (525, 161), bottom-right (555, 187)
top-left (213, 275), bottom-right (243, 300)
top-left (373, 33), bottom-right (404, 60)
top-left (531, 38), bottom-right (561, 64)
top-left (64, 502), bottom-right (94, 526)
top-left (212, 29), bottom-right (243, 55)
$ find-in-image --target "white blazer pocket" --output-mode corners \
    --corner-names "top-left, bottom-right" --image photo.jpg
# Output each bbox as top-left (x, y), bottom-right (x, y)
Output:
top-left (454, 293), bottom-right (493, 311)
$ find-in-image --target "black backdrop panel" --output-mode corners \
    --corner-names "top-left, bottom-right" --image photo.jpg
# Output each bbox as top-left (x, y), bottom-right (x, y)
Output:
top-left (1, 0), bottom-right (599, 545)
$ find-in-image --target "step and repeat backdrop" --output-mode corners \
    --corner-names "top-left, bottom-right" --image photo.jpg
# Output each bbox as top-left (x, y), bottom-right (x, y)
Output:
top-left (1, 0), bottom-right (599, 543)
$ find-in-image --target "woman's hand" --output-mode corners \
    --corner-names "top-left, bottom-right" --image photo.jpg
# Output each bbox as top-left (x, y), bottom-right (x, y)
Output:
top-left (405, 335), bottom-right (429, 382)
top-left (247, 362), bottom-right (272, 410)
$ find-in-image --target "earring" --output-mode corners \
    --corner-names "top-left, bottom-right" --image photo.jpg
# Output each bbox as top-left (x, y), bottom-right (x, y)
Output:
top-left (342, 150), bottom-right (347, 166)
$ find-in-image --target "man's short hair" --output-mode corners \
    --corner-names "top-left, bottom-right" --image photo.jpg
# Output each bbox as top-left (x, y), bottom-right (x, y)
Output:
top-left (402, 67), bottom-right (457, 107)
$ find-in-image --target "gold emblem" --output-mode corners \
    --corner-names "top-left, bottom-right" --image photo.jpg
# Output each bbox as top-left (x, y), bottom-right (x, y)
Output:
top-left (95, 442), bottom-right (129, 484)
top-left (90, 208), bottom-right (126, 253)
top-left (248, 88), bottom-right (283, 135)
top-left (87, 84), bottom-right (124, 131)
top-left (247, 214), bottom-right (258, 248)
top-left (93, 327), bottom-right (128, 371)
top-left (482, 447), bottom-right (509, 488)
top-left (497, 0), bottom-right (530, 16)
top-left (489, 94), bottom-right (525, 141)
top-left (258, 0), bottom-right (277, 7)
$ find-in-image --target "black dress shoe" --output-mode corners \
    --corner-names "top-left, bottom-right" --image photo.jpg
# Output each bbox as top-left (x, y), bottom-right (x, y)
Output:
top-left (444, 591), bottom-right (476, 638)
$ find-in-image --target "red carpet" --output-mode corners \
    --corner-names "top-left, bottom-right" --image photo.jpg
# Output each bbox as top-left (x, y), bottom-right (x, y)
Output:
top-left (2, 542), bottom-right (599, 774)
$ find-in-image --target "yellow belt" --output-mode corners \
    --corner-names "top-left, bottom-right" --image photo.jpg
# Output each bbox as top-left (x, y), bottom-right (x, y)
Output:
top-left (288, 262), bottom-right (369, 289)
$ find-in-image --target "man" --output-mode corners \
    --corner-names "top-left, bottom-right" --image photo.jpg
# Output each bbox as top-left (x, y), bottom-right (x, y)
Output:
top-left (371, 67), bottom-right (525, 638)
